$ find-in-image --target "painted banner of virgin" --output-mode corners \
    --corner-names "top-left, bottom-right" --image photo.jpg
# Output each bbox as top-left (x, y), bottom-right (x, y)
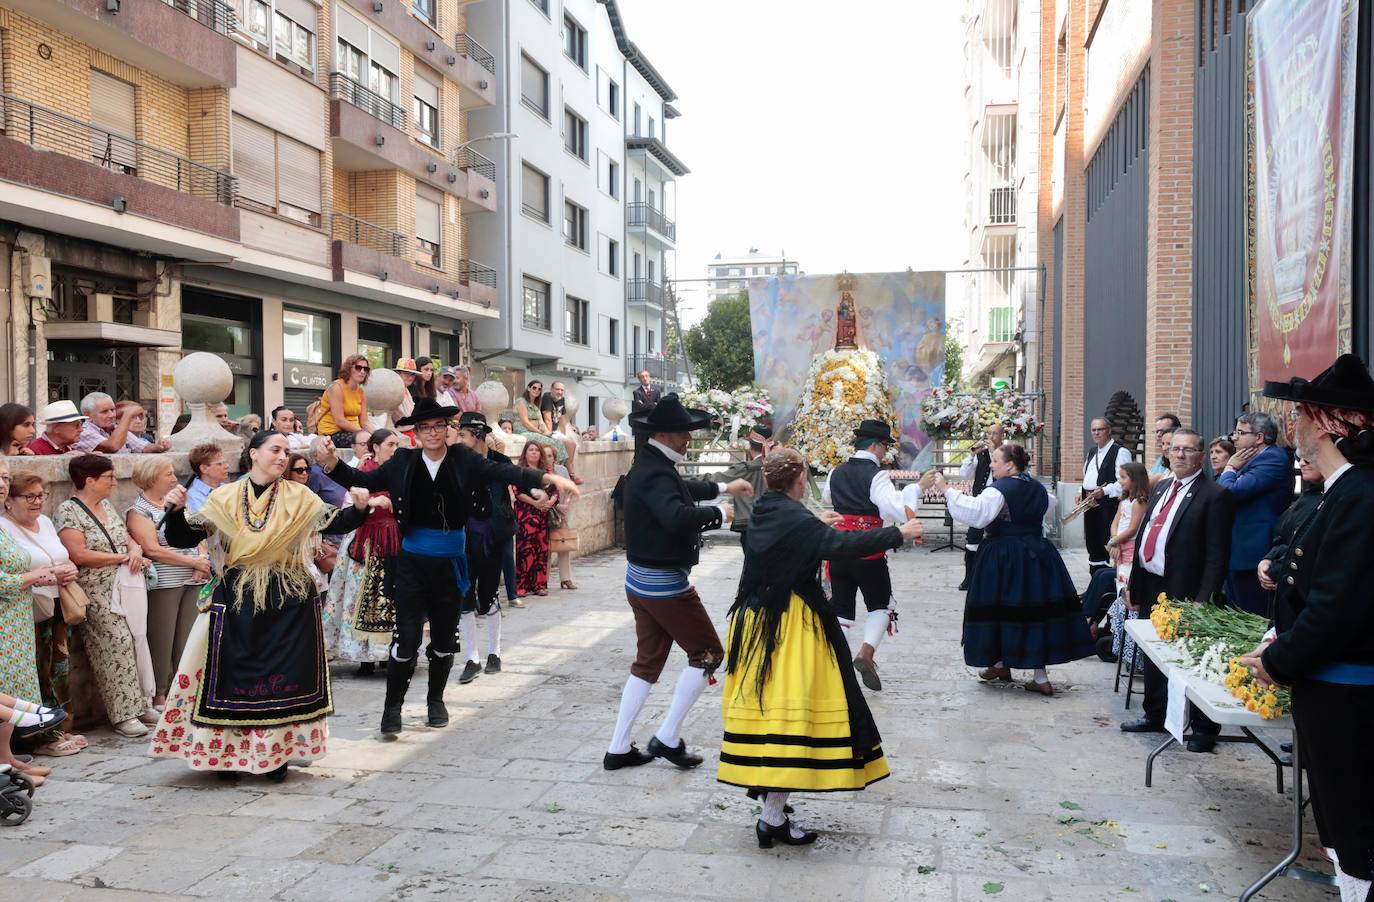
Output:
top-left (1247, 0), bottom-right (1357, 390)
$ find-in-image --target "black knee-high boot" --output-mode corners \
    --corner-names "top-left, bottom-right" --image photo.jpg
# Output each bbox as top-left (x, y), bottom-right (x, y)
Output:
top-left (381, 657), bottom-right (417, 736)
top-left (426, 652), bottom-right (454, 728)
top-left (959, 550), bottom-right (975, 591)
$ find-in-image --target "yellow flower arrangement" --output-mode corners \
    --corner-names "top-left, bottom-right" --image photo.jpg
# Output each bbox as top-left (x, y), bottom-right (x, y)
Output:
top-left (791, 349), bottom-right (900, 470)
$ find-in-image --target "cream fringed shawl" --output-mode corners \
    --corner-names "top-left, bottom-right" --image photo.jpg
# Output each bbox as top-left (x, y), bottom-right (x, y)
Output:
top-left (190, 478), bottom-right (337, 611)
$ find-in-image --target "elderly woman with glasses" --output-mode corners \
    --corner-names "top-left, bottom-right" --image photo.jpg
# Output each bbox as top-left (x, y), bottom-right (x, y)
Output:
top-left (319, 354), bottom-right (371, 448)
top-left (55, 454), bottom-right (156, 738)
top-left (1, 470), bottom-right (87, 757)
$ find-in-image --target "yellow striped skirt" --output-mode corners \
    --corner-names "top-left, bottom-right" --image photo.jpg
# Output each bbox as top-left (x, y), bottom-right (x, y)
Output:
top-left (718, 593), bottom-right (889, 793)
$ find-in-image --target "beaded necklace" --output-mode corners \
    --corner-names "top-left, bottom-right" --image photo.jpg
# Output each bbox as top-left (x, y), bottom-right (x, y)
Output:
top-left (240, 477), bottom-right (280, 532)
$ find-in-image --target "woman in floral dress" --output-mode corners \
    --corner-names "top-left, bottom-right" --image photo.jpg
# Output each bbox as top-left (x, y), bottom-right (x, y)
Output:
top-left (151, 430), bottom-right (370, 781)
top-left (512, 380), bottom-right (567, 464)
top-left (514, 441), bottom-right (556, 598)
top-left (325, 429), bottom-right (401, 673)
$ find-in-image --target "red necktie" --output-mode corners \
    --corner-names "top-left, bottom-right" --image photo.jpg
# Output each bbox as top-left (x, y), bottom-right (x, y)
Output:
top-left (1141, 479), bottom-right (1185, 563)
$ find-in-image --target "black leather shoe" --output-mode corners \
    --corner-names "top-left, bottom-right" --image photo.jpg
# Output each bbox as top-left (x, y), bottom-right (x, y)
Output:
top-left (647, 736), bottom-right (703, 769)
top-left (603, 744), bottom-right (654, 770)
top-left (756, 817), bottom-right (818, 848)
top-left (458, 660), bottom-right (482, 684)
top-left (266, 763), bottom-right (289, 782)
top-left (485, 654), bottom-right (501, 674)
top-left (1120, 717), bottom-right (1167, 733)
top-left (957, 579), bottom-right (970, 591)
top-left (380, 658), bottom-right (416, 737)
top-left (1096, 635), bottom-right (1119, 663)
top-left (853, 656), bottom-right (882, 691)
top-left (1186, 735), bottom-right (1217, 753)
top-left (745, 787), bottom-right (793, 814)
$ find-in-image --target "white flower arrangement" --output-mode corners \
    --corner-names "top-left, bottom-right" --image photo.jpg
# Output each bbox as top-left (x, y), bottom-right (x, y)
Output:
top-left (681, 385), bottom-right (775, 447)
top-left (790, 349), bottom-right (899, 471)
top-left (920, 386), bottom-right (1043, 439)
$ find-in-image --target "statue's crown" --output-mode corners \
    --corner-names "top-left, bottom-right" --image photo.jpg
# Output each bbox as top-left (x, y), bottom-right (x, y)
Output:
top-left (836, 272), bottom-right (856, 291)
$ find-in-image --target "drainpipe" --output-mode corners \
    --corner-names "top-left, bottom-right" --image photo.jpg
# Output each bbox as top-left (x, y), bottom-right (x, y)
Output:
top-left (477, 0), bottom-right (517, 371)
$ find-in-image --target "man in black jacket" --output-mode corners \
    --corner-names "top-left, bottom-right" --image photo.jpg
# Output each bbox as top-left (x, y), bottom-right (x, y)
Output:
top-left (631, 370), bottom-right (659, 417)
top-left (319, 398), bottom-right (578, 737)
top-left (604, 394), bottom-right (754, 772)
top-left (1243, 355), bottom-right (1374, 896)
top-left (1121, 428), bottom-right (1234, 752)
top-left (454, 412), bottom-right (520, 684)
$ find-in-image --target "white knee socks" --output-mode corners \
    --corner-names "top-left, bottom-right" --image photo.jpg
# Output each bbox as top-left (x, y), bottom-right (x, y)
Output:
top-left (460, 612), bottom-right (480, 664)
top-left (487, 609), bottom-right (502, 658)
top-left (608, 675), bottom-right (652, 755)
top-left (655, 666), bottom-right (707, 749)
top-left (862, 610), bottom-right (889, 651)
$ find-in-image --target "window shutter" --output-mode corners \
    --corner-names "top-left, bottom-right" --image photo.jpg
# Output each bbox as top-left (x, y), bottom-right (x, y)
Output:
top-left (277, 134), bottom-right (320, 213)
top-left (276, 0), bottom-right (317, 30)
top-left (415, 193), bottom-right (441, 243)
top-left (369, 31), bottom-right (401, 79)
top-left (522, 164), bottom-right (547, 219)
top-left (232, 115), bottom-right (277, 206)
top-left (89, 70), bottom-right (137, 170)
top-left (334, 5), bottom-right (369, 51)
top-left (414, 73), bottom-right (439, 108)
top-left (521, 55), bottom-right (546, 113)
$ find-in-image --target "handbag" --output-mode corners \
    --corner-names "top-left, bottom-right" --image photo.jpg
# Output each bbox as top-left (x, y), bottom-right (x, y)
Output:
top-left (549, 527), bottom-right (579, 554)
top-left (58, 581), bottom-right (90, 626)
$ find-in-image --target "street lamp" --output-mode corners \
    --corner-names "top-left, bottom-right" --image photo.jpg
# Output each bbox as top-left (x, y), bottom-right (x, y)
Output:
top-left (455, 132), bottom-right (518, 150)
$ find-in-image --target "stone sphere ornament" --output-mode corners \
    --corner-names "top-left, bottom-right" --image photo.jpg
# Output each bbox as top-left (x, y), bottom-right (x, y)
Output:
top-left (603, 397), bottom-right (629, 439)
top-left (476, 379), bottom-right (511, 420)
top-left (168, 352), bottom-right (239, 452)
top-left (562, 390), bottom-right (580, 418)
top-left (364, 367), bottom-right (406, 431)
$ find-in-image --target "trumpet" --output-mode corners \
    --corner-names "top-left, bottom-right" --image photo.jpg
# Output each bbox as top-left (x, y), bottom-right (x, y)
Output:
top-left (1061, 493), bottom-right (1100, 524)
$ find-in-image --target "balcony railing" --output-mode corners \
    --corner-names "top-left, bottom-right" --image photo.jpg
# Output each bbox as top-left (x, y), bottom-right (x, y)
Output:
top-left (331, 212), bottom-right (405, 257)
top-left (988, 185), bottom-right (1016, 224)
top-left (454, 146), bottom-right (495, 181)
top-left (455, 33), bottom-right (496, 75)
top-left (162, 0), bottom-right (237, 35)
top-left (0, 92), bottom-right (236, 204)
top-left (460, 260), bottom-right (497, 289)
top-left (627, 279), bottom-right (667, 307)
top-left (329, 72), bottom-right (406, 131)
top-left (987, 307), bottom-right (1016, 343)
top-left (626, 202), bottom-right (675, 241)
top-left (626, 354), bottom-right (680, 384)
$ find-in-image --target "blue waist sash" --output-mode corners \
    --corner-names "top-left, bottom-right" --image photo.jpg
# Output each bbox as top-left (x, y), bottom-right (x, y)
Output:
top-left (1309, 662), bottom-right (1374, 686)
top-left (402, 528), bottom-right (470, 598)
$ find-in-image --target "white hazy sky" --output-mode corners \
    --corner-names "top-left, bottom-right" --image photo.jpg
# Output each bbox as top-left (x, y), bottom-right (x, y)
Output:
top-left (613, 0), bottom-right (969, 326)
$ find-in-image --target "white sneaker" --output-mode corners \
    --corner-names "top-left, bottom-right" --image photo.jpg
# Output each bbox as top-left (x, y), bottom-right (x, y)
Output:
top-left (113, 718), bottom-right (149, 738)
top-left (138, 707), bottom-right (161, 725)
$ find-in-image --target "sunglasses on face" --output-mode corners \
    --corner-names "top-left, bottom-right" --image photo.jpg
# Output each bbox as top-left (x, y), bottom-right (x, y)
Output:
top-left (354, 364), bottom-right (371, 372)
top-left (290, 466), bottom-right (310, 474)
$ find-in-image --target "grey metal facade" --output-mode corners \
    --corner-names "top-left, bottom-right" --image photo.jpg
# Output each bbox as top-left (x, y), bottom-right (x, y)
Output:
top-left (1083, 68), bottom-right (1150, 449)
top-left (1192, 0), bottom-right (1252, 443)
top-left (1052, 217), bottom-right (1064, 479)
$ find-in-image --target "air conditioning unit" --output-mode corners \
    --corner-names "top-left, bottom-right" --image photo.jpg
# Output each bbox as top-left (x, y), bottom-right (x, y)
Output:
top-left (23, 255), bottom-right (52, 300)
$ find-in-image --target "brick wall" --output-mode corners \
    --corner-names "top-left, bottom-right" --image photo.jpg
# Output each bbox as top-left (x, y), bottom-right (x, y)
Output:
top-left (1054, 1), bottom-right (1089, 479)
top-left (1144, 0), bottom-right (1196, 425)
top-left (1037, 0), bottom-right (1060, 476)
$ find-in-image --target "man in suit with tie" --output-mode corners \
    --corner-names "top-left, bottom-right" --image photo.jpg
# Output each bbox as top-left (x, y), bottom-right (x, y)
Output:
top-left (632, 370), bottom-right (659, 416)
top-left (1120, 428), bottom-right (1235, 752)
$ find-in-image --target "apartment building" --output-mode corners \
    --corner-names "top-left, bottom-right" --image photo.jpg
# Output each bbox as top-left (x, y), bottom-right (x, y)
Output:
top-left (465, 0), bottom-right (685, 434)
top-left (0, 0), bottom-right (497, 420)
top-left (704, 249), bottom-right (799, 302)
top-left (960, 0), bottom-right (1041, 393)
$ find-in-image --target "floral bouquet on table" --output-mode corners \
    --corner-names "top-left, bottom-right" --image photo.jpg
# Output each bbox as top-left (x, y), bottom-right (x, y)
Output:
top-left (790, 349), bottom-right (899, 471)
top-left (1150, 595), bottom-right (1290, 719)
top-left (921, 387), bottom-right (1043, 440)
top-left (680, 386), bottom-right (774, 448)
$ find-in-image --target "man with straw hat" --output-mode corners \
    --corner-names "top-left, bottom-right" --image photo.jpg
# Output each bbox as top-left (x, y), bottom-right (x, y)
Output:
top-left (1243, 354), bottom-right (1374, 901)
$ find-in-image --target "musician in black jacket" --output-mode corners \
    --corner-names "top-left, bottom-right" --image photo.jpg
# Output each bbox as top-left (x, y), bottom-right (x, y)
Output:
top-left (318, 398), bottom-right (577, 736)
top-left (604, 395), bottom-right (754, 772)
top-left (957, 424), bottom-right (1004, 591)
top-left (1242, 355), bottom-right (1374, 896)
top-left (1120, 428), bottom-right (1233, 752)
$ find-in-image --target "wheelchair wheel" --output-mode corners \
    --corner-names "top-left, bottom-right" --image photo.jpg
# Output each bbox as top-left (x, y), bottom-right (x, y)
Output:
top-left (11, 773), bottom-right (34, 798)
top-left (0, 791), bottom-right (31, 826)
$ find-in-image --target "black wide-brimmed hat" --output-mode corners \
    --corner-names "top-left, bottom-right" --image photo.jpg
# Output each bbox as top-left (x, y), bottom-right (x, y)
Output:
top-left (458, 411), bottom-right (491, 434)
top-left (627, 393), bottom-right (711, 433)
top-left (396, 397), bottom-right (460, 428)
top-left (853, 419), bottom-right (896, 444)
top-left (1263, 354), bottom-right (1374, 413)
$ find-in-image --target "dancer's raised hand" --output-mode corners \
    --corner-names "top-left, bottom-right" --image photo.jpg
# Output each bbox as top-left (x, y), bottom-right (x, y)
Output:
top-left (313, 436), bottom-right (338, 471)
top-left (899, 518), bottom-right (924, 544)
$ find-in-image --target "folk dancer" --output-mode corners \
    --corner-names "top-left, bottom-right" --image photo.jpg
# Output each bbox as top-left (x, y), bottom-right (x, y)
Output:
top-left (317, 397), bottom-right (578, 736)
top-left (720, 449), bottom-right (923, 848)
top-left (454, 412), bottom-right (518, 683)
top-left (1244, 355), bottom-right (1374, 901)
top-left (603, 394), bottom-right (754, 771)
top-left (151, 430), bottom-right (372, 780)
top-left (957, 423), bottom-right (1005, 591)
top-left (1082, 418), bottom-right (1132, 575)
top-left (718, 424), bottom-right (774, 544)
top-left (820, 420), bottom-right (913, 692)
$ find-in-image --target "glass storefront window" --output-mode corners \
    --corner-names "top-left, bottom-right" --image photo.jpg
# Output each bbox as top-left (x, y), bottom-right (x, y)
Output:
top-left (283, 309), bottom-right (333, 364)
top-left (182, 318), bottom-right (253, 357)
top-left (357, 319), bottom-right (400, 370)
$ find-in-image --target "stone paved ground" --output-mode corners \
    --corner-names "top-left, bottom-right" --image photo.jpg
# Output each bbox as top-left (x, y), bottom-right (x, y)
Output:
top-left (0, 539), bottom-right (1339, 901)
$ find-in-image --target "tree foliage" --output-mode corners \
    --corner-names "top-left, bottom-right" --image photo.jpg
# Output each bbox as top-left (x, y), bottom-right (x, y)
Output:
top-left (943, 317), bottom-right (964, 389)
top-left (684, 292), bottom-right (756, 390)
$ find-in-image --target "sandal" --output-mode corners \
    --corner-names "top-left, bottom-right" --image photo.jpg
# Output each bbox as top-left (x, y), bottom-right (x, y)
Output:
top-left (34, 734), bottom-right (85, 757)
top-left (535, 588), bottom-right (548, 596)
top-left (560, 580), bottom-right (578, 590)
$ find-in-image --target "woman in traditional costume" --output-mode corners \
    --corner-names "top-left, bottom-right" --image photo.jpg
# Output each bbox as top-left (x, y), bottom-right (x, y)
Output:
top-left (921, 443), bottom-right (1093, 695)
top-left (719, 449), bottom-right (922, 848)
top-left (149, 430), bottom-right (370, 781)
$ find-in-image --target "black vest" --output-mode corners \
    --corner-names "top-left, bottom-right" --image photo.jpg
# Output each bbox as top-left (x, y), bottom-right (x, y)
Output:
top-left (971, 449), bottom-right (993, 495)
top-left (1085, 442), bottom-right (1123, 488)
top-left (829, 457), bottom-right (880, 516)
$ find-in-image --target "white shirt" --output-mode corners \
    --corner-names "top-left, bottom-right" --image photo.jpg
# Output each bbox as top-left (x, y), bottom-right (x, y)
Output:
top-left (821, 450), bottom-right (911, 524)
top-left (0, 514), bottom-right (70, 600)
top-left (943, 481), bottom-right (1057, 529)
top-left (649, 438), bottom-right (729, 523)
top-left (1140, 469), bottom-right (1202, 576)
top-left (422, 450), bottom-right (444, 480)
top-left (1324, 462), bottom-right (1353, 492)
top-left (1082, 441), bottom-right (1132, 496)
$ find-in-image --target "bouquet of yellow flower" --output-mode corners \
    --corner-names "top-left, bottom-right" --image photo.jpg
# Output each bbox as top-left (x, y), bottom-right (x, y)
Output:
top-left (1225, 658), bottom-right (1290, 719)
top-left (1150, 594), bottom-right (1183, 641)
